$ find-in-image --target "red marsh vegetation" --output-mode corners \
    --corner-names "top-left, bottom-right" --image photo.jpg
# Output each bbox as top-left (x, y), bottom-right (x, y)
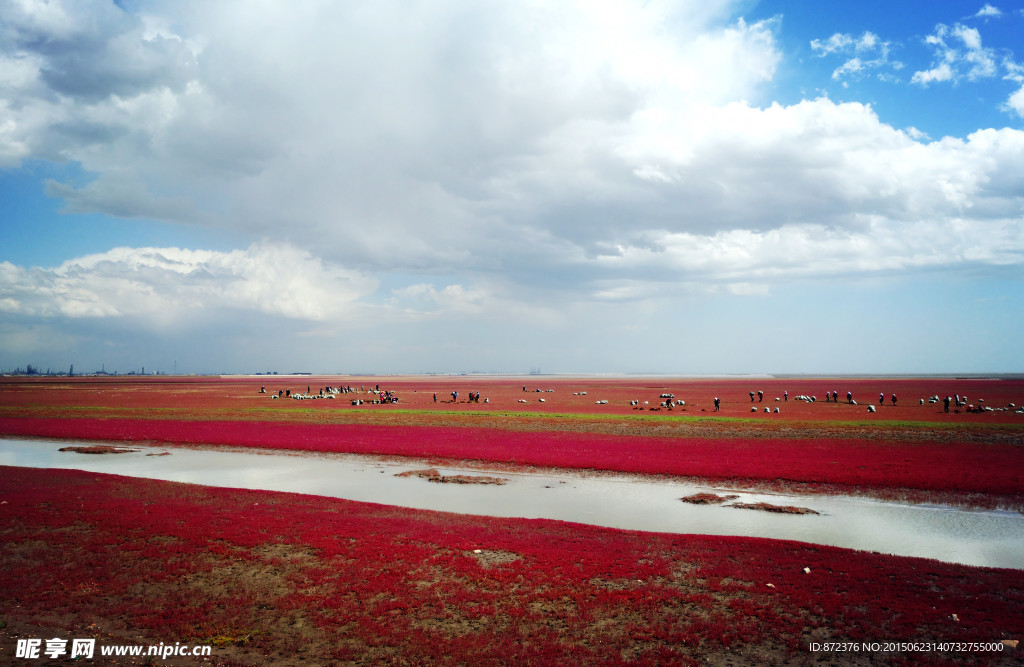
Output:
top-left (1, 416), bottom-right (1021, 505)
top-left (2, 375), bottom-right (1023, 504)
top-left (1, 467), bottom-right (1021, 665)
top-left (1, 376), bottom-right (1023, 663)
top-left (2, 375), bottom-right (1023, 422)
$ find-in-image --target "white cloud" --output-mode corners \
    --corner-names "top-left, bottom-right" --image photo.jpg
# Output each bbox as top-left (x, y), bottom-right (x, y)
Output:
top-left (1006, 60), bottom-right (1024, 84)
top-left (911, 61), bottom-right (956, 86)
top-left (1, 0), bottom-right (1023, 325)
top-left (589, 216), bottom-right (1024, 285)
top-left (1006, 84), bottom-right (1024, 117)
top-left (810, 31), bottom-right (883, 56)
top-left (0, 242), bottom-right (378, 326)
top-left (972, 4), bottom-right (1002, 19)
top-left (832, 57), bottom-right (864, 81)
top-left (810, 33), bottom-right (854, 56)
top-left (912, 22), bottom-right (998, 85)
top-left (810, 31), bottom-right (896, 83)
top-left (955, 25), bottom-right (998, 79)
top-left (905, 126), bottom-right (930, 141)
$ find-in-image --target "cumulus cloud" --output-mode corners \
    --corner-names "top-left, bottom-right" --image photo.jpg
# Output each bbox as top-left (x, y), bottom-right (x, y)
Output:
top-left (1006, 84), bottom-right (1024, 118)
top-left (912, 23), bottom-right (998, 85)
top-left (591, 216), bottom-right (1024, 285)
top-left (911, 60), bottom-right (956, 86)
top-left (0, 242), bottom-right (378, 326)
top-left (1, 0), bottom-right (1023, 315)
top-left (0, 1), bottom-right (777, 247)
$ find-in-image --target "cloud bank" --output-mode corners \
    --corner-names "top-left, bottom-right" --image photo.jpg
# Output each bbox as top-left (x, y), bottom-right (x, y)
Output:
top-left (0, 242), bottom-right (377, 325)
top-left (1, 0), bottom-right (1023, 372)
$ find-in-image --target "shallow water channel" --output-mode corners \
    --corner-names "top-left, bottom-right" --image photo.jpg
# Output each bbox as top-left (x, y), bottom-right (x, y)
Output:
top-left (3, 438), bottom-right (1023, 570)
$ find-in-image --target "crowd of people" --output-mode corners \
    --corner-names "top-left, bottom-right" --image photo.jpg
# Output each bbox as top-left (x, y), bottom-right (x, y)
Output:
top-left (257, 382), bottom-right (1019, 415)
top-left (260, 383), bottom-right (400, 403)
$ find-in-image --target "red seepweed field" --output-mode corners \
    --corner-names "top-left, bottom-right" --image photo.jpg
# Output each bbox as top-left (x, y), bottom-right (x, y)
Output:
top-left (1, 375), bottom-right (1023, 664)
top-left (2, 373), bottom-right (1023, 422)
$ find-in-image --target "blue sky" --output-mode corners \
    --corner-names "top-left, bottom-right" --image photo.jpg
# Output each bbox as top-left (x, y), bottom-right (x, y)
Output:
top-left (748, 0), bottom-right (1024, 137)
top-left (1, 0), bottom-right (1022, 375)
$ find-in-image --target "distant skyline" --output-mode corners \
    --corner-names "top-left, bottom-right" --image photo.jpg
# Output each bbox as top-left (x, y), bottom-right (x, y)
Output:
top-left (2, 0), bottom-right (1023, 375)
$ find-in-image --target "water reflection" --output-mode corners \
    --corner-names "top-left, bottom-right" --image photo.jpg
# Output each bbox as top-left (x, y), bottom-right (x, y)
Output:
top-left (2, 438), bottom-right (1022, 569)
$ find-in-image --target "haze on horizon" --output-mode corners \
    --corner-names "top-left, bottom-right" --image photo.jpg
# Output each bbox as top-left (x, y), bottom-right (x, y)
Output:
top-left (2, 0), bottom-right (1023, 376)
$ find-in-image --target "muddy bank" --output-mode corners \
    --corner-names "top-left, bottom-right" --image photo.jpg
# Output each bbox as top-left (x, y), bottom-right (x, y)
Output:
top-left (395, 468), bottom-right (508, 485)
top-left (730, 501), bottom-right (820, 515)
top-left (680, 492), bottom-right (739, 504)
top-left (58, 444), bottom-right (139, 454)
top-left (680, 493), bottom-right (820, 514)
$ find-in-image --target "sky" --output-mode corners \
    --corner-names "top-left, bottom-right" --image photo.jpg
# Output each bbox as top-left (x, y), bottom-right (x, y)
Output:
top-left (1, 0), bottom-right (1023, 375)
